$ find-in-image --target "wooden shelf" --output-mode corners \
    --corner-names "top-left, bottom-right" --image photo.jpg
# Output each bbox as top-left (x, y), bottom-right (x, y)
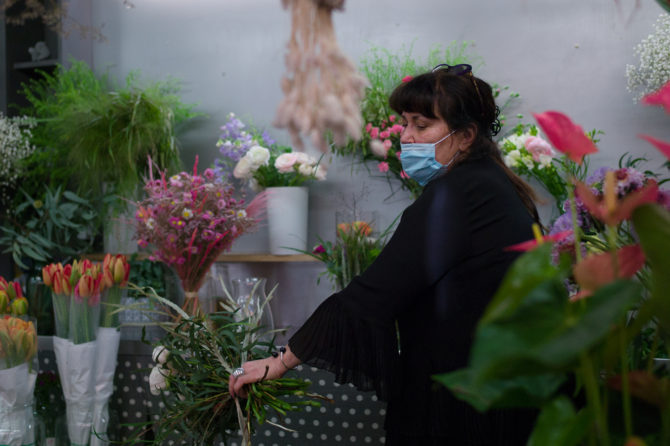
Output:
top-left (84, 253), bottom-right (317, 263)
top-left (13, 58), bottom-right (59, 70)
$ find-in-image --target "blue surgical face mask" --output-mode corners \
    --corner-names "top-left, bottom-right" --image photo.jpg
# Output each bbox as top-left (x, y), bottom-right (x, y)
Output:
top-left (400, 130), bottom-right (456, 186)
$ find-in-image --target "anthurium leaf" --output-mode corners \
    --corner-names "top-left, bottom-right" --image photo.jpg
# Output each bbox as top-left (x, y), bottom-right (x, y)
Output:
top-left (632, 203), bottom-right (670, 332)
top-left (527, 396), bottom-right (590, 446)
top-left (436, 279), bottom-right (641, 411)
top-left (434, 368), bottom-right (564, 412)
top-left (475, 280), bottom-right (642, 379)
top-left (481, 243), bottom-right (570, 325)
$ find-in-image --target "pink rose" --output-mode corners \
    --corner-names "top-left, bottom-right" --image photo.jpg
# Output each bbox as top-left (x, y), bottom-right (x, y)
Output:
top-left (524, 136), bottom-right (555, 163)
top-left (383, 139), bottom-right (393, 150)
top-left (389, 115), bottom-right (396, 123)
top-left (389, 124), bottom-right (404, 134)
top-left (275, 153), bottom-right (299, 173)
top-left (378, 162), bottom-right (390, 173)
top-left (379, 130), bottom-right (391, 139)
top-left (370, 127), bottom-right (380, 139)
top-left (365, 123), bottom-right (372, 133)
top-left (400, 170), bottom-right (409, 179)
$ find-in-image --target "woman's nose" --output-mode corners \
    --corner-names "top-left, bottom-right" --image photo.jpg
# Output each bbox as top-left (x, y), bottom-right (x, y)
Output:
top-left (400, 128), bottom-right (413, 144)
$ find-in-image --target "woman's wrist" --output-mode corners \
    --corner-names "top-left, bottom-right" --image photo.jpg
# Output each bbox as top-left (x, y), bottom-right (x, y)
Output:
top-left (271, 344), bottom-right (301, 371)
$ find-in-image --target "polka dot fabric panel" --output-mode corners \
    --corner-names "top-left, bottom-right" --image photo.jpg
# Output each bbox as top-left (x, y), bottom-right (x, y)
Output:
top-left (38, 348), bottom-right (387, 444)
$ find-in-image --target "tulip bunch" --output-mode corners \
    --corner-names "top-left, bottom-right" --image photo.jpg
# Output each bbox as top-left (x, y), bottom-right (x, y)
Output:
top-left (0, 277), bottom-right (28, 316)
top-left (100, 254), bottom-right (130, 328)
top-left (42, 259), bottom-right (105, 343)
top-left (0, 315), bottom-right (37, 369)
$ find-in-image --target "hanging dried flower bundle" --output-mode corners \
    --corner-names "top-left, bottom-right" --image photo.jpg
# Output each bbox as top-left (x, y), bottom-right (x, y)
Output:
top-left (274, 0), bottom-right (368, 153)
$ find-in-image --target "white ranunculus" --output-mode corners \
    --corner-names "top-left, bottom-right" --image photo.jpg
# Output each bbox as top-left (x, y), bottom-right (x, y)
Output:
top-left (523, 157), bottom-right (535, 170)
top-left (504, 149), bottom-right (522, 168)
top-left (314, 164), bottom-right (327, 181)
top-left (149, 365), bottom-right (170, 395)
top-left (298, 163), bottom-right (314, 177)
top-left (233, 156), bottom-right (253, 179)
top-left (246, 145), bottom-right (271, 168)
top-left (293, 152), bottom-right (313, 165)
top-left (538, 154), bottom-right (553, 168)
top-left (152, 345), bottom-right (169, 364)
top-left (275, 153), bottom-right (299, 173)
top-left (369, 139), bottom-right (388, 158)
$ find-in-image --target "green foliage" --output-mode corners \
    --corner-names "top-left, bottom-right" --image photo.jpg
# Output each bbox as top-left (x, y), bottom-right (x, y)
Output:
top-left (0, 185), bottom-right (98, 274)
top-left (126, 255), bottom-right (167, 299)
top-left (435, 203), bottom-right (670, 445)
top-left (125, 288), bottom-right (327, 444)
top-left (17, 60), bottom-right (200, 214)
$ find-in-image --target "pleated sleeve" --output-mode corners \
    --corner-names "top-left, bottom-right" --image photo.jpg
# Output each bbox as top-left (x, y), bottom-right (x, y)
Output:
top-left (288, 178), bottom-right (471, 401)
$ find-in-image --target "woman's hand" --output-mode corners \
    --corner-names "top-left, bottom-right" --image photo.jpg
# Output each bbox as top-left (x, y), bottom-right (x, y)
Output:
top-left (228, 356), bottom-right (285, 398)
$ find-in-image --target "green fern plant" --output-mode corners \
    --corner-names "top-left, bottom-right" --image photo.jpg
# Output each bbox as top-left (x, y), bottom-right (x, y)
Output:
top-left (18, 60), bottom-right (200, 213)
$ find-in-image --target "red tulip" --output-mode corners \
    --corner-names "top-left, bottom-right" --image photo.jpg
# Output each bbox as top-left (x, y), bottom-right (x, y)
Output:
top-left (638, 134), bottom-right (670, 161)
top-left (641, 80), bottom-right (670, 114)
top-left (533, 111), bottom-right (598, 164)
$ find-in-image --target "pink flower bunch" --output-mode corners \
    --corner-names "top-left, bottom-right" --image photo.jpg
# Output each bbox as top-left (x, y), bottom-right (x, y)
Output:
top-left (365, 114), bottom-right (406, 174)
top-left (134, 157), bottom-right (264, 296)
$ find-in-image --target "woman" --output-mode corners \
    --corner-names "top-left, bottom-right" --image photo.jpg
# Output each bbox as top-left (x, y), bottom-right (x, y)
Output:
top-left (230, 65), bottom-right (539, 444)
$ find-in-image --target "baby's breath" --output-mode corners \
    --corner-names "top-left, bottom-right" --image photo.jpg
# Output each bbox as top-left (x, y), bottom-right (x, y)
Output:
top-left (626, 13), bottom-right (670, 101)
top-left (0, 114), bottom-right (36, 208)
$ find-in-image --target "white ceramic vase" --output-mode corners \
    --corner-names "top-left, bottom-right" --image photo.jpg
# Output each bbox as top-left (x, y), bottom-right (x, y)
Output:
top-left (266, 186), bottom-right (309, 255)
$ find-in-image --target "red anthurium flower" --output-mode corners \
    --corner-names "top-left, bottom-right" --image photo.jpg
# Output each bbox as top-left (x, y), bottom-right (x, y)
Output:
top-left (505, 223), bottom-right (572, 252)
top-left (638, 134), bottom-right (670, 161)
top-left (401, 75), bottom-right (413, 83)
top-left (641, 80), bottom-right (670, 114)
top-left (575, 178), bottom-right (659, 227)
top-left (607, 370), bottom-right (670, 410)
top-left (571, 245), bottom-right (645, 301)
top-left (533, 111), bottom-right (599, 164)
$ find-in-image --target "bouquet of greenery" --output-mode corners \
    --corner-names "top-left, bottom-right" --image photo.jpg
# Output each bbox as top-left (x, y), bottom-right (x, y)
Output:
top-left (332, 42), bottom-right (520, 199)
top-left (436, 84), bottom-right (670, 446)
top-left (213, 113), bottom-right (327, 190)
top-left (133, 284), bottom-right (327, 445)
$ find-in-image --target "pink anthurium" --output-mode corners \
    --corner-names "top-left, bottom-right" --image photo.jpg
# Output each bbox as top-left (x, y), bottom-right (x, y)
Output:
top-left (638, 134), bottom-right (670, 161)
top-left (575, 171), bottom-right (659, 227)
top-left (571, 245), bottom-right (645, 301)
top-left (533, 111), bottom-right (599, 164)
top-left (641, 80), bottom-right (670, 114)
top-left (506, 230), bottom-right (573, 252)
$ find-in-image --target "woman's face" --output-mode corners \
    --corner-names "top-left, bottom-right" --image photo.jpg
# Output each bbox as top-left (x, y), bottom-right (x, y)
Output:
top-left (399, 111), bottom-right (462, 165)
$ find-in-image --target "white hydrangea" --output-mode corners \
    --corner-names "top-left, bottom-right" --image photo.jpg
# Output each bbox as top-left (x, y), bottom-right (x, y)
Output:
top-left (0, 114), bottom-right (36, 206)
top-left (626, 13), bottom-right (670, 101)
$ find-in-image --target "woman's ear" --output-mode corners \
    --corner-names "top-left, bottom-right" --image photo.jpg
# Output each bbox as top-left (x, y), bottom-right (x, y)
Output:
top-left (458, 124), bottom-right (478, 151)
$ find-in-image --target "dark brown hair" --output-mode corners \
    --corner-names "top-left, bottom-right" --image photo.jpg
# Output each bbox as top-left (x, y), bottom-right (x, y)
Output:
top-left (389, 70), bottom-right (539, 223)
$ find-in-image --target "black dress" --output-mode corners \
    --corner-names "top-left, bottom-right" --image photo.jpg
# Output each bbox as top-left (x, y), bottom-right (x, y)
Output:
top-left (289, 157), bottom-right (538, 445)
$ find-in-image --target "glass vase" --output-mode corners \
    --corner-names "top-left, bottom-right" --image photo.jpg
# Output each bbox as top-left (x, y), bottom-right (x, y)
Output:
top-left (231, 277), bottom-right (275, 339)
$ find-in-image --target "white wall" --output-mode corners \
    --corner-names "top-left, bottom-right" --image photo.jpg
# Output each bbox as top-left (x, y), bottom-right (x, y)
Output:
top-left (89, 0), bottom-right (670, 334)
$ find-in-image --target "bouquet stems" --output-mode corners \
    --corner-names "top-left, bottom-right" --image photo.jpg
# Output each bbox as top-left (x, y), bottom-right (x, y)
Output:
top-left (52, 292), bottom-right (70, 339)
top-left (100, 286), bottom-right (124, 328)
top-left (70, 295), bottom-right (100, 345)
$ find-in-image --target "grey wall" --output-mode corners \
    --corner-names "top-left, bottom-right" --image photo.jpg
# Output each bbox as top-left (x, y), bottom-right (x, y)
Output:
top-left (89, 0), bottom-right (670, 335)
